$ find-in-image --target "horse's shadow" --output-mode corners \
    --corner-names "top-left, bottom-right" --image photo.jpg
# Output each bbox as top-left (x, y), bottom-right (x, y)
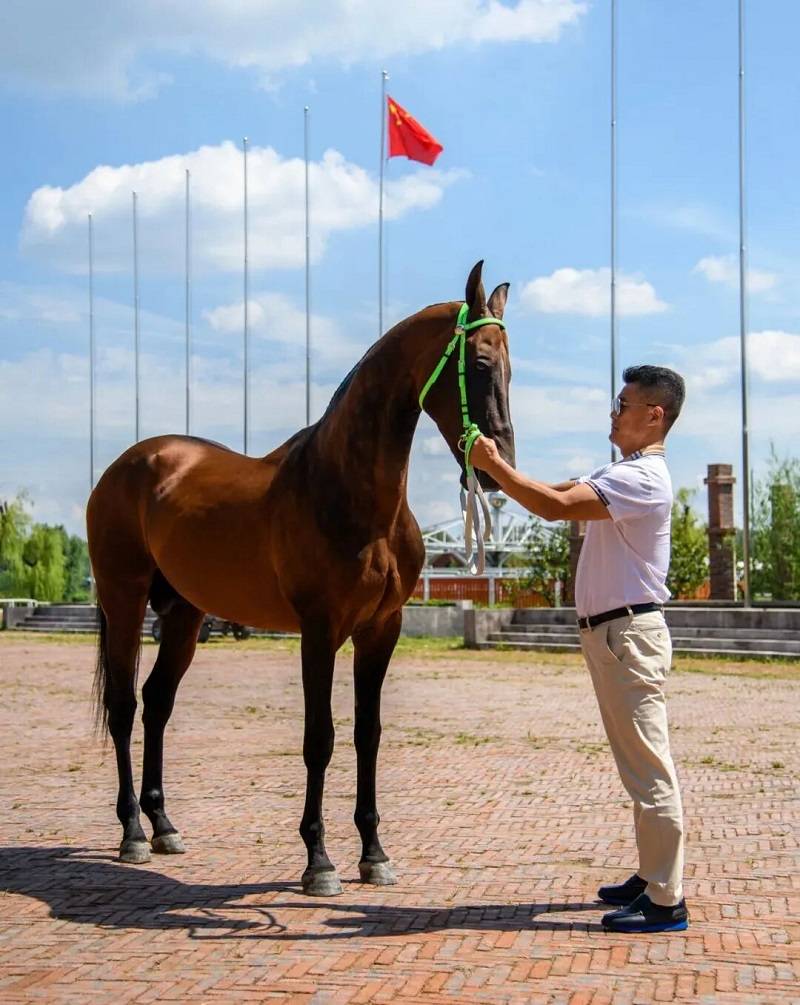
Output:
top-left (0, 846), bottom-right (605, 940)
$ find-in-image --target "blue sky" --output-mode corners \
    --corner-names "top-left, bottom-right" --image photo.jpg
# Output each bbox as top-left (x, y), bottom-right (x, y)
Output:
top-left (2, 0), bottom-right (799, 536)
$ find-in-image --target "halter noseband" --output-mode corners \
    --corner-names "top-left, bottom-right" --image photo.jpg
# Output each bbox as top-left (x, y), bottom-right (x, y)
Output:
top-left (417, 303), bottom-right (507, 477)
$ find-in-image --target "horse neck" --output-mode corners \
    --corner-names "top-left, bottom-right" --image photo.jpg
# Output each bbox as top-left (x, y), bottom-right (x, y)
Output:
top-left (312, 312), bottom-right (447, 521)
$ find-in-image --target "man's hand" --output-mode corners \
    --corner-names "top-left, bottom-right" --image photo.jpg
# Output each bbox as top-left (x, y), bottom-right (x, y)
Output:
top-left (466, 436), bottom-right (610, 522)
top-left (468, 434), bottom-right (502, 475)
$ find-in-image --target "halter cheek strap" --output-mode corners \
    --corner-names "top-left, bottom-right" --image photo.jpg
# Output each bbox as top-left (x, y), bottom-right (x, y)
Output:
top-left (418, 303), bottom-right (507, 476)
top-left (418, 303), bottom-right (508, 575)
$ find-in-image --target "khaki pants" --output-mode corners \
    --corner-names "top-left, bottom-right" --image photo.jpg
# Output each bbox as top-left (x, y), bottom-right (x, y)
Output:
top-left (579, 610), bottom-right (684, 906)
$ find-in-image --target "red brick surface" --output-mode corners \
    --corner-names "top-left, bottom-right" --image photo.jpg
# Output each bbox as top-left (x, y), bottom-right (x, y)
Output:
top-left (0, 636), bottom-right (798, 1003)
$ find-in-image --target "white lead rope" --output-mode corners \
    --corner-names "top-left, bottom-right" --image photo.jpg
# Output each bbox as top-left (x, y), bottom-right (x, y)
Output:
top-left (460, 472), bottom-right (493, 576)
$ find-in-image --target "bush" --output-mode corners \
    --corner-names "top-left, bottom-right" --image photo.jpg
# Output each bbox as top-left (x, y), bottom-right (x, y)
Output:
top-left (667, 488), bottom-right (709, 599)
top-left (751, 450), bottom-right (800, 601)
top-left (519, 518), bottom-right (570, 606)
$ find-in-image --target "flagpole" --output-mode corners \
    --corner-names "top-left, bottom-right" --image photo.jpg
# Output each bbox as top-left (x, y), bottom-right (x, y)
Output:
top-left (243, 136), bottom-right (249, 455)
top-left (738, 0), bottom-right (752, 606)
top-left (609, 0), bottom-right (618, 462)
top-left (185, 168), bottom-right (191, 436)
top-left (304, 106), bottom-right (312, 426)
top-left (132, 191), bottom-right (140, 442)
top-left (378, 69), bottom-right (388, 338)
top-left (88, 214), bottom-right (95, 494)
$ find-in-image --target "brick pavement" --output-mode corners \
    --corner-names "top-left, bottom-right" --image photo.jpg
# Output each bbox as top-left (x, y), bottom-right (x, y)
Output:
top-left (0, 635), bottom-right (798, 1004)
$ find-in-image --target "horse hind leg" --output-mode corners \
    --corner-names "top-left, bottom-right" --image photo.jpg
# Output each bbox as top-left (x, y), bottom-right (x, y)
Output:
top-left (94, 579), bottom-right (151, 864)
top-left (139, 573), bottom-right (205, 854)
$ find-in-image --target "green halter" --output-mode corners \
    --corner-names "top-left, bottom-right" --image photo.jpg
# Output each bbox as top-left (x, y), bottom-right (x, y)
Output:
top-left (418, 303), bottom-right (507, 476)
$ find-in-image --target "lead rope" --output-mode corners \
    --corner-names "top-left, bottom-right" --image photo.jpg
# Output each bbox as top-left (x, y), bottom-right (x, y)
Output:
top-left (418, 303), bottom-right (505, 576)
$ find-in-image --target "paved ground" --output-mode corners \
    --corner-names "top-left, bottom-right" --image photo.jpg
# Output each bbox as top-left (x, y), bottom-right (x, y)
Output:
top-left (0, 634), bottom-right (798, 1004)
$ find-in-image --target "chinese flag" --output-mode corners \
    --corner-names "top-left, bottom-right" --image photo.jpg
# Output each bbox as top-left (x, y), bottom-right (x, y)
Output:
top-left (387, 96), bottom-right (443, 166)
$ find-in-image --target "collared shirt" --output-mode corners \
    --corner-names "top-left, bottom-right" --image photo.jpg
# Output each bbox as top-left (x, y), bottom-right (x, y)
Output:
top-left (575, 447), bottom-right (672, 618)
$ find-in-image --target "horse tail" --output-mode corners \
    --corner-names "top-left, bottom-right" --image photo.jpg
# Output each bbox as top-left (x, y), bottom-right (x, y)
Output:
top-left (93, 604), bottom-right (110, 735)
top-left (93, 594), bottom-right (146, 737)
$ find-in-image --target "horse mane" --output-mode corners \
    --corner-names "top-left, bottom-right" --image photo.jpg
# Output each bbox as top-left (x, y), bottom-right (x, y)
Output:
top-left (318, 301), bottom-right (459, 425)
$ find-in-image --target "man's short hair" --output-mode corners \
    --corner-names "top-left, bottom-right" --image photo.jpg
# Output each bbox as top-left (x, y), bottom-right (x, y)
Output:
top-left (622, 364), bottom-right (685, 432)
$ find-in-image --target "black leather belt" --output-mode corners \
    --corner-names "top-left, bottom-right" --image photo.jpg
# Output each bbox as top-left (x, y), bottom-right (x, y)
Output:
top-left (577, 602), bottom-right (662, 630)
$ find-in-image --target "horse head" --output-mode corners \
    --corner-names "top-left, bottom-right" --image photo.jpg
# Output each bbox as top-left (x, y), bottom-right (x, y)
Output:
top-left (418, 260), bottom-right (516, 491)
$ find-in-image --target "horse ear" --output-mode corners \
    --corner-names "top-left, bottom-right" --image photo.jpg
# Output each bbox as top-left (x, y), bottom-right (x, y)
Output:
top-left (487, 283), bottom-right (510, 320)
top-left (465, 260), bottom-right (487, 322)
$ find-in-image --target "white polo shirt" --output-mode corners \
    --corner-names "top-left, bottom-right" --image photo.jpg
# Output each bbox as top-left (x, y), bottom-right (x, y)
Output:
top-left (575, 449), bottom-right (672, 619)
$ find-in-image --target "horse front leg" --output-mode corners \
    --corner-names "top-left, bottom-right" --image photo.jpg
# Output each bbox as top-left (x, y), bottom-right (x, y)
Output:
top-left (299, 621), bottom-right (341, 896)
top-left (352, 611), bottom-right (401, 886)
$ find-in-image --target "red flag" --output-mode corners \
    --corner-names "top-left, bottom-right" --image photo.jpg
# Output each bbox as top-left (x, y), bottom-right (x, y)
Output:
top-left (387, 96), bottom-right (443, 166)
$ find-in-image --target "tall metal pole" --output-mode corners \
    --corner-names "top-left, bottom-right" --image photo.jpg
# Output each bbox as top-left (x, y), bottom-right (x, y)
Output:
top-left (185, 168), bottom-right (191, 436)
top-left (88, 214), bottom-right (95, 494)
top-left (243, 136), bottom-right (249, 454)
top-left (378, 70), bottom-right (388, 338)
top-left (132, 191), bottom-right (141, 442)
top-left (738, 0), bottom-right (752, 606)
top-left (610, 0), bottom-right (618, 462)
top-left (304, 106), bottom-right (312, 427)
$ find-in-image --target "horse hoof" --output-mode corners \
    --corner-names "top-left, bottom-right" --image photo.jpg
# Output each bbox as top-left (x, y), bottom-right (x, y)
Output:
top-left (152, 832), bottom-right (186, 855)
top-left (359, 861), bottom-right (397, 886)
top-left (302, 869), bottom-right (343, 897)
top-left (119, 840), bottom-right (151, 864)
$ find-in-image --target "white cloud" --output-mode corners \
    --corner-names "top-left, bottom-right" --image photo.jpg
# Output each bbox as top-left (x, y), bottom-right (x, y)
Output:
top-left (636, 203), bottom-right (734, 244)
top-left (204, 291), bottom-right (364, 370)
top-left (693, 254), bottom-right (777, 294)
top-left (510, 381), bottom-right (610, 433)
top-left (420, 435), bottom-right (451, 456)
top-left (21, 143), bottom-right (462, 275)
top-left (0, 0), bottom-right (587, 101)
top-left (519, 267), bottom-right (668, 317)
top-left (684, 330), bottom-right (800, 393)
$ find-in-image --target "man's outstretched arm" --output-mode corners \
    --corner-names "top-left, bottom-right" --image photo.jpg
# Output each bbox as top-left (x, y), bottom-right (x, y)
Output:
top-left (469, 436), bottom-right (610, 523)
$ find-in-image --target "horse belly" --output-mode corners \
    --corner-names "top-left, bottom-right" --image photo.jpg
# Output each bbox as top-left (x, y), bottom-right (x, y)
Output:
top-left (149, 524), bottom-right (300, 632)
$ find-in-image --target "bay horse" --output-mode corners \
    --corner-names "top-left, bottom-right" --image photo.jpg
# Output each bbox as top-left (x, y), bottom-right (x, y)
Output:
top-left (87, 260), bottom-right (515, 896)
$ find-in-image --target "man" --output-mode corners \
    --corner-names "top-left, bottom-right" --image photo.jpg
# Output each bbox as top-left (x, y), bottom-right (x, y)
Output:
top-left (469, 364), bottom-right (688, 934)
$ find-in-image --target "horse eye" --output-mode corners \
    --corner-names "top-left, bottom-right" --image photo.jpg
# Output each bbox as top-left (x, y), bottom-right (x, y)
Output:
top-left (475, 357), bottom-right (493, 372)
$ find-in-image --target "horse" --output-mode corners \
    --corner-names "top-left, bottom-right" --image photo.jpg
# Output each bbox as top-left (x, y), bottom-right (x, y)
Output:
top-left (87, 260), bottom-right (515, 896)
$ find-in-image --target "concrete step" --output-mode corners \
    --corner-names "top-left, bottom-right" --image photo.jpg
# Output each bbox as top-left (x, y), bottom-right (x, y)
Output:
top-left (478, 638), bottom-right (799, 659)
top-left (668, 635), bottom-right (800, 655)
top-left (511, 606), bottom-right (800, 632)
top-left (502, 623), bottom-right (800, 643)
top-left (490, 631), bottom-right (579, 645)
top-left (477, 640), bottom-right (582, 653)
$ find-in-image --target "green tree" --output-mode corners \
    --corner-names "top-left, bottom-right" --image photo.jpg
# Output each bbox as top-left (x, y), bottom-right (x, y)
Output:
top-left (667, 488), bottom-right (708, 599)
top-left (58, 527), bottom-right (91, 601)
top-left (21, 524), bottom-right (66, 601)
top-left (750, 450), bottom-right (800, 601)
top-left (0, 494), bottom-right (31, 596)
top-left (520, 517), bottom-right (570, 606)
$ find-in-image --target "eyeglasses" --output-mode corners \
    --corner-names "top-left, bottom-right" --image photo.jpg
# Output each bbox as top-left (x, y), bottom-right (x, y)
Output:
top-left (612, 395), bottom-right (657, 416)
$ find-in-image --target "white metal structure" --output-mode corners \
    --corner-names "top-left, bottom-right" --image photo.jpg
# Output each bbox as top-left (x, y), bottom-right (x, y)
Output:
top-left (419, 494), bottom-right (545, 603)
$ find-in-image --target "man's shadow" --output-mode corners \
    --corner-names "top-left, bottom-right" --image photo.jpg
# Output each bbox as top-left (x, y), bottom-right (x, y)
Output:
top-left (0, 846), bottom-right (604, 940)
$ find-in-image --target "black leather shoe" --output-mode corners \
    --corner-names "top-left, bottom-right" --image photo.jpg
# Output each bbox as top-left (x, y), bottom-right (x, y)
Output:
top-left (602, 893), bottom-right (689, 933)
top-left (597, 872), bottom-right (646, 906)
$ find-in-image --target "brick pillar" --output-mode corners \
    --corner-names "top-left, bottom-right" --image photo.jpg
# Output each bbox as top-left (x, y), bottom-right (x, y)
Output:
top-left (565, 520), bottom-right (585, 606)
top-left (704, 464), bottom-right (736, 600)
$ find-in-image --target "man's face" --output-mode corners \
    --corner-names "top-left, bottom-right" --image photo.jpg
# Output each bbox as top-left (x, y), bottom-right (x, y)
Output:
top-left (609, 383), bottom-right (664, 453)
